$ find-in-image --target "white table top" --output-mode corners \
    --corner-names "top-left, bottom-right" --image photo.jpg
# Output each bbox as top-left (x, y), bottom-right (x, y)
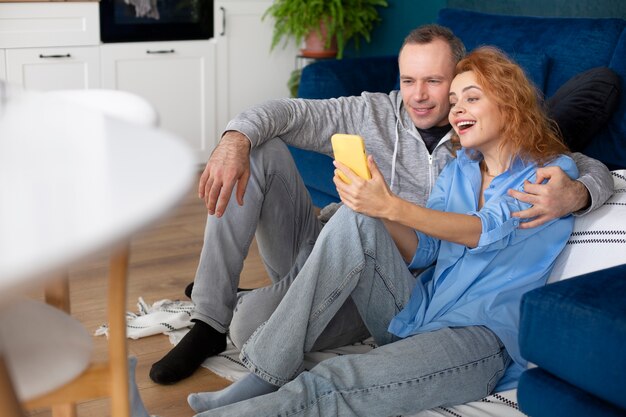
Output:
top-left (0, 84), bottom-right (195, 299)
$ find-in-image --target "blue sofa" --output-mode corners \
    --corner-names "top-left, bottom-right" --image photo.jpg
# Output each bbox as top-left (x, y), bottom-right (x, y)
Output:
top-left (518, 263), bottom-right (626, 417)
top-left (292, 8), bottom-right (626, 207)
top-left (290, 8), bottom-right (626, 416)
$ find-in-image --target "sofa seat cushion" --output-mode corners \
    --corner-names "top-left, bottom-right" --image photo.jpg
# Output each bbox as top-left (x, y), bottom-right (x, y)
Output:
top-left (519, 263), bottom-right (626, 409)
top-left (518, 368), bottom-right (626, 417)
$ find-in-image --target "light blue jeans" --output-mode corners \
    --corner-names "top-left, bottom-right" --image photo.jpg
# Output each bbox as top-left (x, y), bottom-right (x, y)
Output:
top-left (191, 138), bottom-right (369, 348)
top-left (197, 207), bottom-right (510, 417)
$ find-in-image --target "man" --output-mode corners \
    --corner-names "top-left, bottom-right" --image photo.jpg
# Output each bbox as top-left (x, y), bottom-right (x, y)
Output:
top-left (150, 25), bottom-right (612, 385)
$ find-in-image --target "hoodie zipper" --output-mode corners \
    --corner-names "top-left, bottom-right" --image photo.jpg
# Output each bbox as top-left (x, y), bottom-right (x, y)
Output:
top-left (428, 130), bottom-right (456, 194)
top-left (428, 154), bottom-right (434, 192)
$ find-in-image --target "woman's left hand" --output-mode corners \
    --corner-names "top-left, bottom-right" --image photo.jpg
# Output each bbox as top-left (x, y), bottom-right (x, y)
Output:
top-left (333, 156), bottom-right (395, 219)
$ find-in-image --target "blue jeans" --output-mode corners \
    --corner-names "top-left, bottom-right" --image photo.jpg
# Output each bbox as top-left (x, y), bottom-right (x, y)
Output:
top-left (191, 138), bottom-right (369, 349)
top-left (197, 207), bottom-right (510, 417)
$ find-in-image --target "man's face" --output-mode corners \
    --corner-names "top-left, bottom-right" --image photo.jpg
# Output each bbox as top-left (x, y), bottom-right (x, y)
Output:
top-left (399, 39), bottom-right (457, 129)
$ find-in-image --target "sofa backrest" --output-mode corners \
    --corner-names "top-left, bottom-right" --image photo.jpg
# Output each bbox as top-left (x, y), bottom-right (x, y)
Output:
top-left (437, 8), bottom-right (626, 170)
top-left (298, 55), bottom-right (398, 99)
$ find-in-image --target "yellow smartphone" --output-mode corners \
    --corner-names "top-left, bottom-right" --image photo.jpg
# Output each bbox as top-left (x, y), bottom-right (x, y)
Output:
top-left (331, 133), bottom-right (371, 184)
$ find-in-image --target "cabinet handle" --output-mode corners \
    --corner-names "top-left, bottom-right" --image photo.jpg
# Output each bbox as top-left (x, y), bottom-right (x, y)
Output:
top-left (220, 6), bottom-right (226, 36)
top-left (39, 54), bottom-right (71, 59)
top-left (146, 49), bottom-right (175, 54)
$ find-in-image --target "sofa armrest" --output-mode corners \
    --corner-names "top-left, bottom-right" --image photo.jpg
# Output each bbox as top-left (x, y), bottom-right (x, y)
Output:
top-left (519, 368), bottom-right (626, 417)
top-left (519, 263), bottom-right (626, 410)
top-left (298, 55), bottom-right (399, 99)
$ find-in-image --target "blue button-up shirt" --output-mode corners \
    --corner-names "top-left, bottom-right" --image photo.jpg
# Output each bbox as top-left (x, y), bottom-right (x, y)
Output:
top-left (387, 149), bottom-right (578, 391)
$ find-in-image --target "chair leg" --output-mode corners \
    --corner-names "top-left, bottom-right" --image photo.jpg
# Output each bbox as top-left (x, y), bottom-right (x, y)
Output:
top-left (45, 276), bottom-right (76, 416)
top-left (0, 354), bottom-right (25, 417)
top-left (108, 244), bottom-right (131, 417)
top-left (51, 403), bottom-right (77, 417)
top-left (25, 248), bottom-right (132, 416)
top-left (44, 274), bottom-right (71, 313)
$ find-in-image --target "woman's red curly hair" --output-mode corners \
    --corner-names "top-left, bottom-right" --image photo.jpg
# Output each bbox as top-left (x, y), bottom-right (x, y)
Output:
top-left (455, 46), bottom-right (568, 164)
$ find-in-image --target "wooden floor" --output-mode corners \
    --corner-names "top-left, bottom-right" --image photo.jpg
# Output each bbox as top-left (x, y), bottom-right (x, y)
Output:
top-left (25, 171), bottom-right (272, 417)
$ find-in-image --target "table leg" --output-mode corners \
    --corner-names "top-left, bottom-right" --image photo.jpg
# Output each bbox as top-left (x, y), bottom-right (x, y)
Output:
top-left (0, 353), bottom-right (25, 417)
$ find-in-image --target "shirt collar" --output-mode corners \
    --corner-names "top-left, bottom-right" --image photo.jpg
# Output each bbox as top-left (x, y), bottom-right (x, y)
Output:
top-left (456, 148), bottom-right (532, 177)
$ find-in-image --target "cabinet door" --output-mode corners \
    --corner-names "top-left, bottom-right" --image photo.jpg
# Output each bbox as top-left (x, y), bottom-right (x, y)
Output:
top-left (0, 2), bottom-right (99, 49)
top-left (5, 46), bottom-right (100, 91)
top-left (214, 1), bottom-right (298, 134)
top-left (101, 41), bottom-right (216, 163)
top-left (0, 49), bottom-right (5, 82)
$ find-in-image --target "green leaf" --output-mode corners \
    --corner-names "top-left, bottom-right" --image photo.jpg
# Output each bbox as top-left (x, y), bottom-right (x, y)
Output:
top-left (264, 0), bottom-right (388, 59)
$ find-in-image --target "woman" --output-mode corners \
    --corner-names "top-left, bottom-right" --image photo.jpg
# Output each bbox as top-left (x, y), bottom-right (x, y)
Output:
top-left (187, 47), bottom-right (578, 417)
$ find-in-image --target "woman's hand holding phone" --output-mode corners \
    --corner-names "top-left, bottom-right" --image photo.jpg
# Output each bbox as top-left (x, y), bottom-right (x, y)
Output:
top-left (331, 134), bottom-right (371, 184)
top-left (332, 134), bottom-right (395, 218)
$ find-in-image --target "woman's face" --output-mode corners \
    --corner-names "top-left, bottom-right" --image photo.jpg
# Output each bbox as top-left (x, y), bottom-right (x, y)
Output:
top-left (448, 71), bottom-right (504, 156)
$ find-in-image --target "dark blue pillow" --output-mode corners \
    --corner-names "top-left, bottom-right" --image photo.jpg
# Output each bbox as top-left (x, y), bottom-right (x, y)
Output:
top-left (547, 67), bottom-right (621, 151)
top-left (584, 30), bottom-right (626, 170)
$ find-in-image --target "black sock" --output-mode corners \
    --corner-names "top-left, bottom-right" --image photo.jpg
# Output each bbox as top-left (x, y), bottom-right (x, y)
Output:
top-left (149, 320), bottom-right (226, 384)
top-left (185, 281), bottom-right (253, 299)
top-left (184, 281), bottom-right (194, 298)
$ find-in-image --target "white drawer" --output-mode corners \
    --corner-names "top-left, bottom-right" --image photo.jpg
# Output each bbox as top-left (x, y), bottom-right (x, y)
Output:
top-left (0, 2), bottom-right (99, 48)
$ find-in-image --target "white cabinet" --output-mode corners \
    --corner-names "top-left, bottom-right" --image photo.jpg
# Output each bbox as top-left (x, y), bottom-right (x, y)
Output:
top-left (101, 41), bottom-right (216, 163)
top-left (0, 2), bottom-right (100, 91)
top-left (0, 1), bottom-right (298, 163)
top-left (0, 50), bottom-right (5, 81)
top-left (214, 1), bottom-right (298, 135)
top-left (5, 46), bottom-right (100, 91)
top-left (0, 2), bottom-right (99, 49)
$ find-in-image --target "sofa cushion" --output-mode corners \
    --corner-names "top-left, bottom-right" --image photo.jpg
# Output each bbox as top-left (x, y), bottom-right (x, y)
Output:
top-left (298, 55), bottom-right (399, 100)
top-left (437, 8), bottom-right (625, 97)
top-left (287, 146), bottom-right (338, 207)
top-left (548, 170), bottom-right (626, 283)
top-left (583, 29), bottom-right (626, 170)
top-left (437, 8), bottom-right (626, 170)
top-left (547, 67), bottom-right (621, 152)
top-left (519, 263), bottom-right (626, 410)
top-left (509, 52), bottom-right (549, 91)
top-left (519, 368), bottom-right (626, 417)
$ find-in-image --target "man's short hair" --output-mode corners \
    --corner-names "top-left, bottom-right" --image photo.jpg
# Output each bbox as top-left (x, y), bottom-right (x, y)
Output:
top-left (401, 24), bottom-right (466, 64)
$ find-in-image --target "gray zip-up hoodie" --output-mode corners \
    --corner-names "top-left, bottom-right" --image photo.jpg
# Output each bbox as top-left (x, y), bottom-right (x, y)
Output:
top-left (225, 91), bottom-right (612, 211)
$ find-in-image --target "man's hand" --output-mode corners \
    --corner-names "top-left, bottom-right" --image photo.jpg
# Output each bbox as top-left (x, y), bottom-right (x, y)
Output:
top-left (198, 131), bottom-right (251, 217)
top-left (509, 166), bottom-right (589, 229)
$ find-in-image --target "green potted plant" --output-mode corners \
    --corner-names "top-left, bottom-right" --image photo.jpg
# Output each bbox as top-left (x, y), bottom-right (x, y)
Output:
top-left (264, 0), bottom-right (388, 60)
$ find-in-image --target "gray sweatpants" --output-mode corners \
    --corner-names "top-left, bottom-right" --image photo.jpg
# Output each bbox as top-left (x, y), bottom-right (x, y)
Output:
top-left (190, 138), bottom-right (369, 348)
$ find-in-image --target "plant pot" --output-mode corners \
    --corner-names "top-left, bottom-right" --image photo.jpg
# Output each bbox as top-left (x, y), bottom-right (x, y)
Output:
top-left (301, 22), bottom-right (338, 58)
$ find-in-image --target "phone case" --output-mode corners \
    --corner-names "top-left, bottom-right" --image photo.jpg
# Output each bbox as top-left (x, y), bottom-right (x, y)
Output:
top-left (331, 133), bottom-right (372, 184)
